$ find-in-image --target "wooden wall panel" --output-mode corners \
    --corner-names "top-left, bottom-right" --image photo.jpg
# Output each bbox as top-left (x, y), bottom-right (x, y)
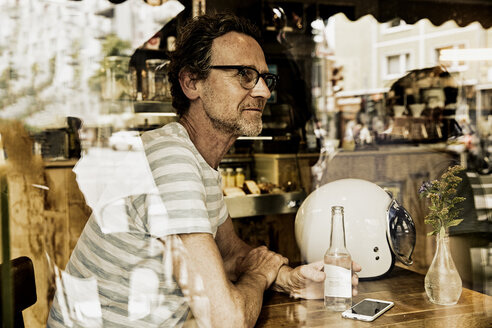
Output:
top-left (1, 122), bottom-right (54, 328)
top-left (8, 171), bottom-right (50, 328)
top-left (1, 122), bottom-right (91, 327)
top-left (232, 213), bottom-right (302, 265)
top-left (8, 163), bottom-right (92, 328)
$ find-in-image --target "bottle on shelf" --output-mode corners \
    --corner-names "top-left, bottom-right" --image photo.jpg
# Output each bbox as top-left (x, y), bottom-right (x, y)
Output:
top-left (324, 205), bottom-right (352, 311)
top-left (225, 168), bottom-right (235, 188)
top-left (235, 167), bottom-right (245, 189)
top-left (145, 59), bottom-right (170, 101)
top-left (140, 68), bottom-right (148, 101)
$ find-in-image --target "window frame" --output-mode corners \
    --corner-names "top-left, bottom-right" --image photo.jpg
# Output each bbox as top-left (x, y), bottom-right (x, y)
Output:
top-left (382, 51), bottom-right (412, 80)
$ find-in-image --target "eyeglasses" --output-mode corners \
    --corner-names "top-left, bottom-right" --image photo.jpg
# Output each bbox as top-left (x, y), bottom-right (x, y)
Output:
top-left (210, 65), bottom-right (278, 92)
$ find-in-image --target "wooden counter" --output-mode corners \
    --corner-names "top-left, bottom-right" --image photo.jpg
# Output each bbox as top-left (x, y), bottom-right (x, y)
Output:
top-left (256, 267), bottom-right (492, 327)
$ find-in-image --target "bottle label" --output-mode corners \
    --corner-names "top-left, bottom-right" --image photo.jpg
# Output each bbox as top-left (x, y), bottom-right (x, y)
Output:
top-left (324, 264), bottom-right (351, 298)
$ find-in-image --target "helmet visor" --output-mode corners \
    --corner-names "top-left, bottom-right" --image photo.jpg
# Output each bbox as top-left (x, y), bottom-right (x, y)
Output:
top-left (386, 199), bottom-right (416, 266)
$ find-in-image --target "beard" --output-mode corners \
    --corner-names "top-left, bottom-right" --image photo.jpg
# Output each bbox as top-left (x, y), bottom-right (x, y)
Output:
top-left (205, 106), bottom-right (263, 137)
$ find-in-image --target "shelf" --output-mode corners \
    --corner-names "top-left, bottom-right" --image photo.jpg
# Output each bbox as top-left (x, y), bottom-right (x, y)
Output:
top-left (133, 101), bottom-right (175, 114)
top-left (44, 159), bottom-right (79, 168)
top-left (225, 191), bottom-right (306, 218)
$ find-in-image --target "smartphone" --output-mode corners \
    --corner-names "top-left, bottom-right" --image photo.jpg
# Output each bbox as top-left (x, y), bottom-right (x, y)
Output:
top-left (341, 298), bottom-right (394, 322)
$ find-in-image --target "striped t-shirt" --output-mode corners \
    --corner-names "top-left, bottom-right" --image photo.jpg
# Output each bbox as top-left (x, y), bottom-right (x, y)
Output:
top-left (47, 122), bottom-right (228, 327)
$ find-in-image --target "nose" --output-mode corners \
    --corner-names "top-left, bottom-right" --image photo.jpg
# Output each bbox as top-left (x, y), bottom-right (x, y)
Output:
top-left (250, 77), bottom-right (271, 99)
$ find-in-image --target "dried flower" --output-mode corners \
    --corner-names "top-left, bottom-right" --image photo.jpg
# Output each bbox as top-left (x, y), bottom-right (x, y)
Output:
top-left (419, 165), bottom-right (465, 236)
top-left (418, 181), bottom-right (433, 195)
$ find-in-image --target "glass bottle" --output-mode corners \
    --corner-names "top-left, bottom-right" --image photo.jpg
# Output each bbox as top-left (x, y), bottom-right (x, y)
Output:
top-left (324, 205), bottom-right (352, 311)
top-left (225, 168), bottom-right (235, 188)
top-left (141, 69), bottom-right (148, 100)
top-left (146, 59), bottom-right (160, 100)
top-left (235, 168), bottom-right (245, 189)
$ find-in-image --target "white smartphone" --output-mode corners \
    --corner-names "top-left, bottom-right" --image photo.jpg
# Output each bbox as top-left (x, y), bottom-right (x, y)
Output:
top-left (341, 298), bottom-right (394, 322)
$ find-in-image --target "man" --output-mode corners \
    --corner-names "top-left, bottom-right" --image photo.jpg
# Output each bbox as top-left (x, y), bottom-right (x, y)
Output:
top-left (48, 13), bottom-right (360, 328)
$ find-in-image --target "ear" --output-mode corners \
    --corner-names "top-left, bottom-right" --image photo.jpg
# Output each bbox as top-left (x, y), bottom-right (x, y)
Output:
top-left (179, 69), bottom-right (200, 101)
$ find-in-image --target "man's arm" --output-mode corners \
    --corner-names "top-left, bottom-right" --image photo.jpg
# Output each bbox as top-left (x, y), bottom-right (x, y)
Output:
top-left (214, 216), bottom-right (254, 281)
top-left (166, 228), bottom-right (287, 328)
top-left (214, 217), bottom-right (361, 300)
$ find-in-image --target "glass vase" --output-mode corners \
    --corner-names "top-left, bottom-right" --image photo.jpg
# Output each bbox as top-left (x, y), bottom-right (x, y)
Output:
top-left (424, 229), bottom-right (462, 305)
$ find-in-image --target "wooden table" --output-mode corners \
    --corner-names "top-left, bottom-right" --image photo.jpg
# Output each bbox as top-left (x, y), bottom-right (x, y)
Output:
top-left (256, 267), bottom-right (492, 327)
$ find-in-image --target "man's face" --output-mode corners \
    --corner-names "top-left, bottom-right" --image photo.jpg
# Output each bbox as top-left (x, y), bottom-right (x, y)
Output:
top-left (198, 32), bottom-right (272, 137)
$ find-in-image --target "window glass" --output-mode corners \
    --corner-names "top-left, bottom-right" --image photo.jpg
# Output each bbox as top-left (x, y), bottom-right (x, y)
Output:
top-left (388, 55), bottom-right (401, 75)
top-left (1, 1), bottom-right (492, 327)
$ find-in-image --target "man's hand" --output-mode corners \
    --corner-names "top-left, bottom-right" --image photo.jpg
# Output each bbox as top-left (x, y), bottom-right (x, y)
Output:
top-left (272, 261), bottom-right (362, 299)
top-left (235, 246), bottom-right (289, 290)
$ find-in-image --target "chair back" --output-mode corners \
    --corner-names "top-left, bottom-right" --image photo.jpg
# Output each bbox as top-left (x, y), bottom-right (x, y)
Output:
top-left (0, 256), bottom-right (37, 328)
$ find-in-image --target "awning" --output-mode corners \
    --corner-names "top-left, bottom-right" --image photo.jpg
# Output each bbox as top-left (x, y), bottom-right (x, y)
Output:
top-left (314, 0), bottom-right (492, 28)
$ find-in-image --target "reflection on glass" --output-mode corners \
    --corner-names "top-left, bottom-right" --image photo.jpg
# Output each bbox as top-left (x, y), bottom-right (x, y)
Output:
top-left (128, 267), bottom-right (159, 320)
top-left (54, 267), bottom-right (103, 328)
top-left (147, 194), bottom-right (170, 236)
top-left (99, 198), bottom-right (129, 234)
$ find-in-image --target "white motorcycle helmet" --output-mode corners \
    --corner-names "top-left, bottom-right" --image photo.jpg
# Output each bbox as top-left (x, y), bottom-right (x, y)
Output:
top-left (295, 178), bottom-right (415, 279)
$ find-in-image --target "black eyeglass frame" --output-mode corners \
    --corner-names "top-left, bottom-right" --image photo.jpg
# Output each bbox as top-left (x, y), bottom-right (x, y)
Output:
top-left (209, 65), bottom-right (278, 92)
